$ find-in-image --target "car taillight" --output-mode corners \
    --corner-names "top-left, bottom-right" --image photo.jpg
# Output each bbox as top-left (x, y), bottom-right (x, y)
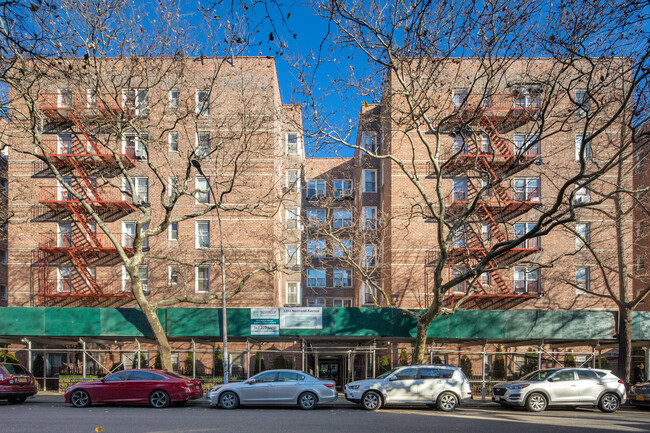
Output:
top-left (618, 379), bottom-right (625, 384)
top-left (324, 383), bottom-right (335, 389)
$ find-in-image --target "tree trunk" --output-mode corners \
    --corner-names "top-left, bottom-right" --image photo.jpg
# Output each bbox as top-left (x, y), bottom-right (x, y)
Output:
top-left (412, 318), bottom-right (432, 364)
top-left (618, 305), bottom-right (633, 387)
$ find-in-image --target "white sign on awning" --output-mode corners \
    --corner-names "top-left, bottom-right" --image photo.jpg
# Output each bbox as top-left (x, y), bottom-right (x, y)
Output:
top-left (280, 307), bottom-right (323, 329)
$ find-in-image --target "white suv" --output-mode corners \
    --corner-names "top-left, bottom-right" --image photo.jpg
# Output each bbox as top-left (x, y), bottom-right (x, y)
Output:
top-left (344, 364), bottom-right (472, 411)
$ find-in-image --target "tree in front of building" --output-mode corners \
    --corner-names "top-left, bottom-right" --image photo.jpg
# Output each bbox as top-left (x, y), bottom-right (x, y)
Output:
top-left (492, 345), bottom-right (506, 380)
top-left (564, 350), bottom-right (576, 368)
top-left (398, 349), bottom-right (409, 366)
top-left (377, 355), bottom-right (391, 374)
top-left (520, 348), bottom-right (537, 377)
top-left (460, 355), bottom-right (472, 378)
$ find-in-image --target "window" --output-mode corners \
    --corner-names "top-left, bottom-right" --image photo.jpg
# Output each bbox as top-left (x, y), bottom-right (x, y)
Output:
top-left (58, 88), bottom-right (72, 108)
top-left (575, 223), bottom-right (590, 250)
top-left (169, 222), bottom-right (179, 241)
top-left (306, 209), bottom-right (326, 227)
top-left (196, 89), bottom-right (210, 116)
top-left (480, 134), bottom-right (492, 154)
top-left (286, 132), bottom-right (300, 155)
top-left (0, 250), bottom-right (6, 265)
top-left (636, 257), bottom-right (645, 272)
top-left (453, 178), bottom-right (468, 202)
top-left (58, 133), bottom-right (73, 154)
top-left (286, 282), bottom-right (300, 306)
top-left (514, 135), bottom-right (540, 156)
top-left (306, 180), bottom-right (326, 199)
top-left (168, 176), bottom-right (179, 198)
top-left (286, 244), bottom-right (300, 267)
top-left (514, 267), bottom-right (540, 294)
top-left (513, 178), bottom-right (540, 202)
top-left (286, 169), bottom-right (300, 192)
top-left (307, 239), bottom-right (326, 257)
top-left (124, 134), bottom-right (147, 160)
top-left (58, 266), bottom-right (73, 293)
top-left (169, 265), bottom-right (179, 285)
top-left (306, 297), bottom-right (326, 307)
top-left (196, 265), bottom-right (210, 293)
top-left (123, 222), bottom-right (135, 248)
top-left (169, 88), bottom-right (179, 108)
top-left (453, 136), bottom-right (466, 154)
top-left (576, 266), bottom-right (590, 292)
top-left (123, 89), bottom-right (149, 117)
top-left (0, 285), bottom-right (6, 301)
top-left (333, 239), bottom-right (352, 258)
top-left (58, 221), bottom-right (72, 248)
top-left (333, 298), bottom-right (352, 307)
top-left (452, 89), bottom-right (467, 108)
top-left (333, 180), bottom-right (353, 198)
top-left (481, 223), bottom-right (491, 242)
top-left (196, 132), bottom-right (210, 158)
top-left (130, 177), bottom-right (149, 204)
top-left (307, 269), bottom-right (326, 287)
top-left (514, 91), bottom-right (540, 108)
top-left (577, 370), bottom-right (599, 380)
top-left (636, 221), bottom-right (645, 239)
top-left (168, 132), bottom-right (178, 152)
top-left (139, 265), bottom-right (149, 294)
top-left (363, 170), bottom-right (377, 193)
top-left (480, 272), bottom-right (491, 286)
top-left (362, 207), bottom-right (377, 230)
top-left (394, 368), bottom-right (418, 380)
top-left (196, 221), bottom-right (210, 248)
top-left (482, 90), bottom-right (493, 108)
top-left (195, 177), bottom-right (210, 204)
top-left (278, 371), bottom-right (304, 382)
top-left (286, 207), bottom-right (301, 230)
top-left (574, 183), bottom-right (590, 204)
top-left (514, 222), bottom-right (539, 249)
top-left (362, 282), bottom-right (377, 305)
top-left (575, 90), bottom-right (590, 115)
top-left (333, 269), bottom-right (352, 287)
top-left (575, 134), bottom-right (591, 161)
top-left (453, 226), bottom-right (467, 248)
top-left (333, 209), bottom-right (352, 228)
top-left (453, 266), bottom-right (467, 294)
top-left (363, 245), bottom-right (377, 267)
top-left (362, 131), bottom-right (378, 153)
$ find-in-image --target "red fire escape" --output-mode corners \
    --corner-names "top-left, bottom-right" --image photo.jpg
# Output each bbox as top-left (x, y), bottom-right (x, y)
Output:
top-left (425, 92), bottom-right (542, 310)
top-left (34, 92), bottom-right (136, 306)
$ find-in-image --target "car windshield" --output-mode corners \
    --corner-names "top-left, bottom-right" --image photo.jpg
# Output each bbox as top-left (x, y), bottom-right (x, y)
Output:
top-left (376, 368), bottom-right (398, 379)
top-left (520, 369), bottom-right (560, 381)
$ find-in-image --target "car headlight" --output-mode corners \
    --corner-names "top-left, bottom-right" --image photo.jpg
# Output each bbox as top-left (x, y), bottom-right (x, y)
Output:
top-left (348, 385), bottom-right (361, 390)
top-left (508, 384), bottom-right (530, 390)
top-left (209, 385), bottom-right (222, 393)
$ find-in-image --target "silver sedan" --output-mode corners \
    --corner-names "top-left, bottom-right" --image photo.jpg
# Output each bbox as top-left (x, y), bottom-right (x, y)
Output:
top-left (206, 369), bottom-right (338, 410)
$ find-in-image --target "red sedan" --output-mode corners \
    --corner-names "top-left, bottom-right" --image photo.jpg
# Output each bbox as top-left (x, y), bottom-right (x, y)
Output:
top-left (64, 369), bottom-right (203, 408)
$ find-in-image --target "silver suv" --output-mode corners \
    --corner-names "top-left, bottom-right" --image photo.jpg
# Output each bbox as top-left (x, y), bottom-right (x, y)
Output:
top-left (344, 364), bottom-right (472, 411)
top-left (492, 368), bottom-right (626, 412)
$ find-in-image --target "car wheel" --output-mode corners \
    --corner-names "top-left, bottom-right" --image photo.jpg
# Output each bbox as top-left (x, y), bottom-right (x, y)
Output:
top-left (526, 393), bottom-right (547, 412)
top-left (298, 392), bottom-right (318, 410)
top-left (70, 389), bottom-right (91, 408)
top-left (8, 397), bottom-right (27, 404)
top-left (598, 393), bottom-right (620, 413)
top-left (361, 391), bottom-right (382, 411)
top-left (437, 392), bottom-right (458, 412)
top-left (149, 390), bottom-right (170, 408)
top-left (219, 391), bottom-right (239, 409)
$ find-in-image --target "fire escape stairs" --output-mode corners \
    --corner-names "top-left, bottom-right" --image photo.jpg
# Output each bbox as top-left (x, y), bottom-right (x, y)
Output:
top-left (65, 249), bottom-right (102, 295)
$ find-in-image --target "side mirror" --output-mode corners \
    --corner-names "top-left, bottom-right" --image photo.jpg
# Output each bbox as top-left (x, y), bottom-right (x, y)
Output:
top-left (246, 379), bottom-right (256, 385)
top-left (101, 377), bottom-right (106, 383)
top-left (389, 376), bottom-right (397, 381)
top-left (549, 377), bottom-right (560, 382)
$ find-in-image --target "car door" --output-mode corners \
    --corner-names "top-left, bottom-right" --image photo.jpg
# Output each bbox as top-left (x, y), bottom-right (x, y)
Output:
top-left (577, 369), bottom-right (605, 404)
top-left (127, 370), bottom-right (158, 402)
top-left (547, 370), bottom-right (580, 404)
top-left (418, 367), bottom-right (445, 402)
top-left (270, 371), bottom-right (304, 403)
top-left (237, 371), bottom-right (277, 404)
top-left (100, 370), bottom-right (132, 402)
top-left (383, 367), bottom-right (421, 402)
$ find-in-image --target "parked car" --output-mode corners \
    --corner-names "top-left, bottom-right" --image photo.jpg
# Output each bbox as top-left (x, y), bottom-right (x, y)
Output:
top-left (344, 364), bottom-right (472, 411)
top-left (207, 369), bottom-right (337, 410)
top-left (0, 362), bottom-right (37, 404)
top-left (492, 368), bottom-right (626, 412)
top-left (629, 381), bottom-right (650, 408)
top-left (64, 369), bottom-right (203, 408)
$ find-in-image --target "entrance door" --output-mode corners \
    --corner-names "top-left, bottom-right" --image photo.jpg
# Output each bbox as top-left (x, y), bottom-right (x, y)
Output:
top-left (318, 358), bottom-right (342, 387)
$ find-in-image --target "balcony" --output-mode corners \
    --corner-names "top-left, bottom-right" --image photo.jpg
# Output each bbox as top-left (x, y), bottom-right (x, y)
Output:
top-left (447, 93), bottom-right (540, 130)
top-left (39, 232), bottom-right (134, 255)
top-left (39, 186), bottom-right (136, 211)
top-left (445, 278), bottom-right (541, 310)
top-left (39, 137), bottom-right (136, 169)
top-left (448, 236), bottom-right (540, 266)
top-left (38, 93), bottom-right (123, 122)
top-left (38, 278), bottom-right (133, 299)
top-left (447, 184), bottom-right (540, 221)
top-left (437, 146), bottom-right (540, 177)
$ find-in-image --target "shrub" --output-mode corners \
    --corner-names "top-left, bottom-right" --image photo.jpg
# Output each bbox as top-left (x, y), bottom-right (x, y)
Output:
top-left (254, 352), bottom-right (266, 373)
top-left (153, 352), bottom-right (162, 370)
top-left (564, 350), bottom-right (576, 368)
top-left (398, 349), bottom-right (409, 366)
top-left (492, 344), bottom-right (506, 379)
top-left (460, 355), bottom-right (472, 378)
top-left (432, 355), bottom-right (443, 364)
top-left (378, 355), bottom-right (391, 374)
top-left (184, 353), bottom-right (194, 375)
top-left (213, 346), bottom-right (223, 375)
top-left (0, 351), bottom-right (19, 363)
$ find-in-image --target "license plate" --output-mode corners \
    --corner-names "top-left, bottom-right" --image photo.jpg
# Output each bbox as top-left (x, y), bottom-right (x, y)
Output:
top-left (636, 396), bottom-right (646, 401)
top-left (17, 377), bottom-right (27, 383)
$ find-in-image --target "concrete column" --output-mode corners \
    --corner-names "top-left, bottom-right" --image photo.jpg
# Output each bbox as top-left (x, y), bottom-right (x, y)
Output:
top-left (192, 340), bottom-right (196, 379)
top-left (81, 339), bottom-right (86, 380)
top-left (481, 343), bottom-right (487, 402)
top-left (315, 354), bottom-right (319, 378)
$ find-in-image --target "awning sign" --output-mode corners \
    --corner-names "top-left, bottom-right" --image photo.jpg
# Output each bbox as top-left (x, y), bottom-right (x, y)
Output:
top-left (251, 308), bottom-right (280, 336)
top-left (280, 307), bottom-right (323, 329)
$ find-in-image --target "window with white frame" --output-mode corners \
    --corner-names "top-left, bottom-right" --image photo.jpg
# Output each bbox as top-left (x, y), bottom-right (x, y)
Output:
top-left (452, 89), bottom-right (467, 108)
top-left (513, 90), bottom-right (540, 108)
top-left (168, 131), bottom-right (179, 152)
top-left (58, 133), bottom-right (73, 154)
top-left (58, 88), bottom-right (72, 108)
top-left (306, 209), bottom-right (326, 227)
top-left (453, 267), bottom-right (468, 294)
top-left (453, 136), bottom-right (466, 154)
top-left (169, 222), bottom-right (179, 241)
top-left (122, 89), bottom-right (149, 117)
top-left (286, 169), bottom-right (300, 192)
top-left (168, 176), bottom-right (179, 198)
top-left (453, 225), bottom-right (467, 248)
top-left (169, 265), bottom-right (179, 285)
top-left (196, 89), bottom-right (210, 116)
top-left (307, 239), bottom-right (326, 257)
top-left (363, 170), bottom-right (377, 193)
top-left (575, 134), bottom-right (591, 161)
top-left (123, 177), bottom-right (148, 204)
top-left (169, 88), bottom-right (179, 108)
top-left (58, 221), bottom-right (72, 248)
top-left (286, 282), bottom-right (301, 306)
top-left (333, 239), bottom-right (352, 258)
top-left (362, 207), bottom-right (377, 230)
top-left (482, 89), bottom-right (493, 108)
top-left (306, 269), bottom-right (326, 287)
top-left (514, 222), bottom-right (539, 249)
top-left (333, 269), bottom-right (352, 287)
top-left (513, 177), bottom-right (540, 202)
top-left (58, 266), bottom-right (73, 293)
top-left (333, 179), bottom-right (353, 198)
top-left (636, 221), bottom-right (645, 238)
top-left (480, 272), bottom-right (491, 286)
top-left (453, 178), bottom-right (468, 202)
top-left (636, 257), bottom-right (645, 272)
top-left (363, 245), bottom-right (377, 268)
top-left (286, 132), bottom-right (300, 155)
top-left (333, 298), bottom-right (352, 307)
top-left (286, 207), bottom-right (301, 230)
top-left (196, 221), bottom-right (210, 248)
top-left (196, 131), bottom-right (210, 158)
top-left (139, 265), bottom-right (149, 293)
top-left (196, 265), bottom-right (210, 293)
top-left (306, 297), bottom-right (326, 307)
top-left (574, 182), bottom-right (590, 204)
top-left (575, 266), bottom-right (590, 292)
top-left (333, 209), bottom-right (352, 228)
top-left (124, 134), bottom-right (148, 160)
top-left (575, 89), bottom-right (590, 115)
top-left (514, 267), bottom-right (540, 294)
top-left (362, 131), bottom-right (378, 153)
top-left (514, 135), bottom-right (541, 156)
top-left (306, 180), bottom-right (326, 199)
top-left (286, 244), bottom-right (300, 268)
top-left (480, 134), bottom-right (492, 154)
top-left (85, 88), bottom-right (97, 108)
top-left (362, 282), bottom-right (377, 305)
top-left (575, 223), bottom-right (590, 250)
top-left (481, 223), bottom-right (491, 242)
top-left (195, 177), bottom-right (210, 204)
top-left (123, 222), bottom-right (135, 248)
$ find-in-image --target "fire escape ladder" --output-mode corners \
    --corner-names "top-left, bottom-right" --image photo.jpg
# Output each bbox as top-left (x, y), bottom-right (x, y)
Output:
top-left (488, 268), bottom-right (509, 293)
top-left (67, 204), bottom-right (101, 248)
top-left (66, 156), bottom-right (102, 201)
top-left (69, 111), bottom-right (101, 154)
top-left (65, 250), bottom-right (102, 294)
top-left (478, 204), bottom-right (507, 243)
top-left (480, 114), bottom-right (510, 155)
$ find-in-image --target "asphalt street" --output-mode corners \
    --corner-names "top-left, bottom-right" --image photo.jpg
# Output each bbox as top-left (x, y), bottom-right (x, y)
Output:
top-left (1, 394), bottom-right (650, 433)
